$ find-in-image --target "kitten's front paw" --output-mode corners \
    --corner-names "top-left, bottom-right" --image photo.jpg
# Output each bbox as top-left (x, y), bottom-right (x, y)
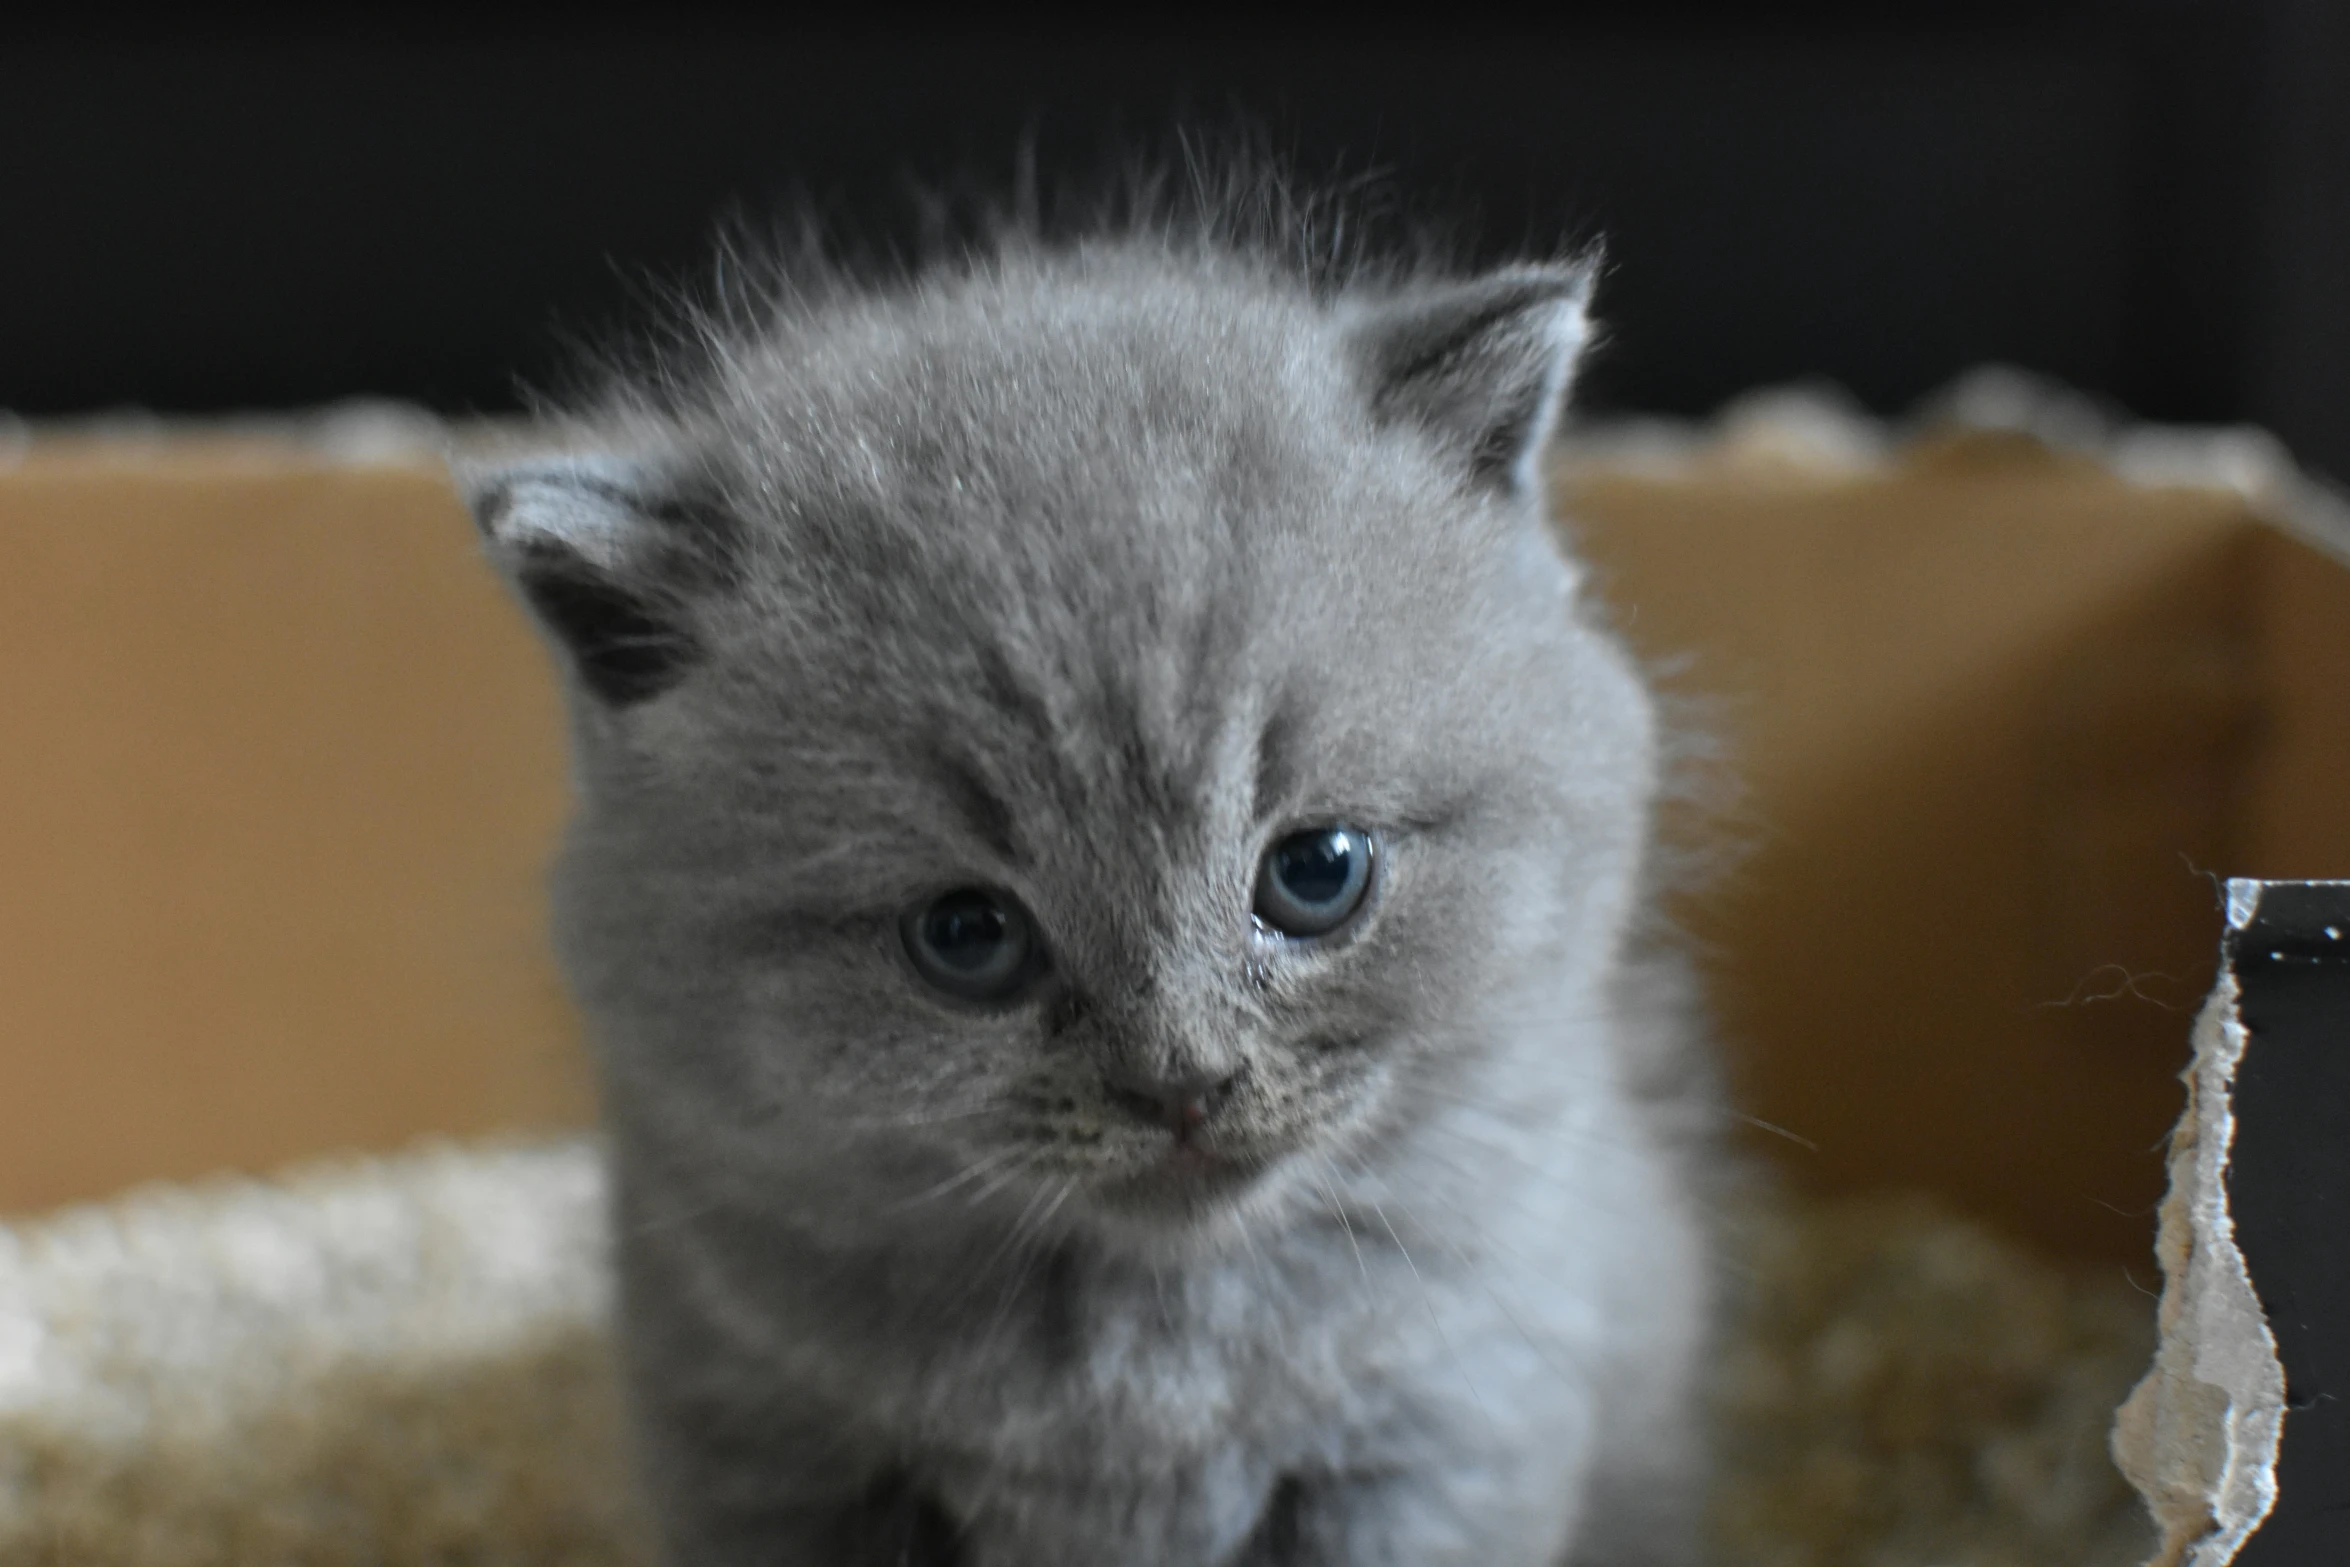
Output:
top-left (853, 1471), bottom-right (964, 1567)
top-left (1224, 1476), bottom-right (1304, 1566)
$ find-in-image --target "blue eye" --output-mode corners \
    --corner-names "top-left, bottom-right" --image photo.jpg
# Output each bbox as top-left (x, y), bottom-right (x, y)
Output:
top-left (903, 889), bottom-right (1039, 1001)
top-left (1254, 825), bottom-right (1376, 938)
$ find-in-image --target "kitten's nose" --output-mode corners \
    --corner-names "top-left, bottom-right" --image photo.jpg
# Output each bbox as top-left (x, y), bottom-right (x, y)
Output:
top-left (1103, 1069), bottom-right (1237, 1139)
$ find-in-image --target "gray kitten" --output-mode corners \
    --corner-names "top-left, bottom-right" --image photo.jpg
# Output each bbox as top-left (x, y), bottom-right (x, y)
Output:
top-left (468, 217), bottom-right (1718, 1566)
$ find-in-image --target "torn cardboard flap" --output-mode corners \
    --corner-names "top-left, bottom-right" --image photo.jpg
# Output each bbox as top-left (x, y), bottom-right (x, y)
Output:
top-left (2111, 881), bottom-right (2286, 1567)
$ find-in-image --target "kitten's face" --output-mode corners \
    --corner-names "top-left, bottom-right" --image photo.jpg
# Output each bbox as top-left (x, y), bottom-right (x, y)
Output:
top-left (480, 255), bottom-right (1657, 1253)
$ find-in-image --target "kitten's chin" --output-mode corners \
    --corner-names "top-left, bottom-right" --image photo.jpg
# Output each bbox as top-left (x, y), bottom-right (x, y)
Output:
top-left (1077, 1147), bottom-right (1296, 1254)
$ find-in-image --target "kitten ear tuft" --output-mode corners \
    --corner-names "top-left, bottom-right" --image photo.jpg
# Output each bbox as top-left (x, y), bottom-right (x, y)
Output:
top-left (464, 456), bottom-right (720, 708)
top-left (1347, 260), bottom-right (1598, 501)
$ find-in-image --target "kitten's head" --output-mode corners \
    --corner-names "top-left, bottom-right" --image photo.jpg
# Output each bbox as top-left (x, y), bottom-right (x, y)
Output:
top-left (470, 243), bottom-right (1658, 1255)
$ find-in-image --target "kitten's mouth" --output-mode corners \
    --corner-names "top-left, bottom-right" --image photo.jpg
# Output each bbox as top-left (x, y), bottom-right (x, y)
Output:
top-left (1093, 1141), bottom-right (1269, 1217)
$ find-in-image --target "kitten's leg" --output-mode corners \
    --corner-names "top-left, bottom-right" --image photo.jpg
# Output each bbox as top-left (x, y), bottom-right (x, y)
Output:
top-left (1561, 1405), bottom-right (1710, 1567)
top-left (652, 1476), bottom-right (963, 1567)
top-left (1221, 1433), bottom-right (1709, 1567)
top-left (1225, 1456), bottom-right (1588, 1567)
top-left (630, 1399), bottom-right (962, 1567)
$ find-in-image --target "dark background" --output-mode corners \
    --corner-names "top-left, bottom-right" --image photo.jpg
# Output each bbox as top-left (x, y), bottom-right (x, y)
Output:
top-left (6, 4), bottom-right (2346, 475)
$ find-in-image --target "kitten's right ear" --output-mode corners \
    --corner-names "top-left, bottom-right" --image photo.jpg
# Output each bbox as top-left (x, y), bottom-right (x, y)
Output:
top-left (464, 456), bottom-right (732, 708)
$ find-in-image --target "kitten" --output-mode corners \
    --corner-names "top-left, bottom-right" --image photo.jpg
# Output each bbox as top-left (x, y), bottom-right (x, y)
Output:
top-left (467, 209), bottom-right (1718, 1566)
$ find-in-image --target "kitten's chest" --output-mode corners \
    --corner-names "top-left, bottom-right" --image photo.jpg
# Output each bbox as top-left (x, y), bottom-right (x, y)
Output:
top-left (900, 1253), bottom-right (1382, 1567)
top-left (917, 1248), bottom-right (1373, 1463)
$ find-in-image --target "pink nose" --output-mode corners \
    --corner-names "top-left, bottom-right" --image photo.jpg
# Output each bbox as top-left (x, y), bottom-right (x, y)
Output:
top-left (1104, 1071), bottom-right (1235, 1140)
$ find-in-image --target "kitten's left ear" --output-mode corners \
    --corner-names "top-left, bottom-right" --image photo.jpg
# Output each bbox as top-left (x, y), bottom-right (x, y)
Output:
top-left (1346, 260), bottom-right (1597, 501)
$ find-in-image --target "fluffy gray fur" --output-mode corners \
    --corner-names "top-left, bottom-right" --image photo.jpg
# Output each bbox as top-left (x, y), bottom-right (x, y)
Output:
top-left (467, 221), bottom-right (1718, 1566)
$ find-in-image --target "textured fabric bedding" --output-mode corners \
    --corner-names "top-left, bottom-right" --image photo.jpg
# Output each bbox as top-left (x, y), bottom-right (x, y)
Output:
top-left (0, 1140), bottom-right (2153, 1566)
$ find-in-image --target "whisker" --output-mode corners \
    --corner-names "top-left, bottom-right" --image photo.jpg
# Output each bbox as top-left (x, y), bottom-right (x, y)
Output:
top-left (972, 1174), bottom-right (1077, 1358)
top-left (1398, 1121), bottom-right (1759, 1260)
top-left (891, 1144), bottom-right (1028, 1211)
top-left (1334, 1148), bottom-right (1598, 1392)
top-left (964, 1147), bottom-right (1053, 1209)
top-left (1730, 1112), bottom-right (1820, 1153)
top-left (846, 1102), bottom-right (1000, 1132)
top-left (1228, 1202), bottom-right (1292, 1361)
top-left (1328, 1151), bottom-right (1493, 1425)
top-left (1308, 1157), bottom-right (1373, 1296)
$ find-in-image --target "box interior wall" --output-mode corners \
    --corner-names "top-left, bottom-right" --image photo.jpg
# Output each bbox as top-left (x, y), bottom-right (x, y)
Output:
top-left (7, 426), bottom-right (2345, 1268)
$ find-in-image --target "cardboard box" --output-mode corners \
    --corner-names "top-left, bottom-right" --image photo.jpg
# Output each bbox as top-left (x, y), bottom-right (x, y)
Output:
top-left (1554, 386), bottom-right (2350, 1265)
top-left (0, 422), bottom-right (584, 1216)
top-left (4, 385), bottom-right (2345, 1278)
top-left (2112, 877), bottom-right (2350, 1565)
